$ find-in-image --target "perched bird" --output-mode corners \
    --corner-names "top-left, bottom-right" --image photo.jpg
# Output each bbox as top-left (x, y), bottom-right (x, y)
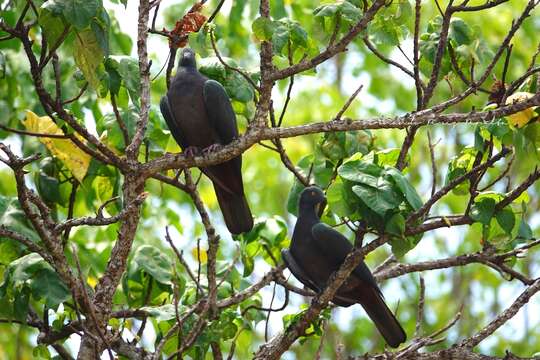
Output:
top-left (160, 48), bottom-right (253, 234)
top-left (282, 186), bottom-right (406, 348)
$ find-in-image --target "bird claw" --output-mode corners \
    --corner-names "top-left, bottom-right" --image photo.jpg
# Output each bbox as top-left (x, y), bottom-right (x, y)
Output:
top-left (202, 143), bottom-right (222, 154)
top-left (183, 146), bottom-right (200, 158)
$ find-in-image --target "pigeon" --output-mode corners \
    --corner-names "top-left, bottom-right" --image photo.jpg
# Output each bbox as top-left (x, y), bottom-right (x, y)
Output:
top-left (282, 186), bottom-right (406, 348)
top-left (160, 48), bottom-right (253, 234)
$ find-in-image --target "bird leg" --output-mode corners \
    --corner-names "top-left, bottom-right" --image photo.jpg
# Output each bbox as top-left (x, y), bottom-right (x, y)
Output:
top-left (202, 143), bottom-right (222, 154)
top-left (183, 146), bottom-right (200, 158)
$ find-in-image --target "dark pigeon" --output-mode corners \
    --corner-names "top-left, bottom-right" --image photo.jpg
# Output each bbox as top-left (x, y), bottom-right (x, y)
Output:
top-left (160, 48), bottom-right (253, 235)
top-left (282, 186), bottom-right (406, 348)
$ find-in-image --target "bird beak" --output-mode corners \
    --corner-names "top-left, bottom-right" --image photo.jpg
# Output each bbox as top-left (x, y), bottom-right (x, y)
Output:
top-left (316, 199), bottom-right (327, 218)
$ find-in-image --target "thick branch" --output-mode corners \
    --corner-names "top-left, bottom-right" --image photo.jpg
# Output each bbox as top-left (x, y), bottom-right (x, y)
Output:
top-left (142, 94), bottom-right (540, 176)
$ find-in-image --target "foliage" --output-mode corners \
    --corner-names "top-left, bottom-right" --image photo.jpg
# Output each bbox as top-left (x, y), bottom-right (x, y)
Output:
top-left (0, 0), bottom-right (540, 359)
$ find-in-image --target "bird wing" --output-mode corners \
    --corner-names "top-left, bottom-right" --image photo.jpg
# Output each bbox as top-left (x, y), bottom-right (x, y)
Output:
top-left (202, 79), bottom-right (239, 145)
top-left (281, 249), bottom-right (320, 293)
top-left (311, 223), bottom-right (379, 292)
top-left (160, 95), bottom-right (188, 148)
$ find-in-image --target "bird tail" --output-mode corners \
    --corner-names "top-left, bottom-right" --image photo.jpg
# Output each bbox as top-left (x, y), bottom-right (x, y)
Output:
top-left (361, 288), bottom-right (406, 348)
top-left (213, 184), bottom-right (253, 235)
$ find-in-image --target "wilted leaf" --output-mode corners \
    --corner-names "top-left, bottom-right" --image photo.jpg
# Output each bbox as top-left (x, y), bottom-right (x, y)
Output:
top-left (23, 110), bottom-right (91, 182)
top-left (505, 92), bottom-right (537, 128)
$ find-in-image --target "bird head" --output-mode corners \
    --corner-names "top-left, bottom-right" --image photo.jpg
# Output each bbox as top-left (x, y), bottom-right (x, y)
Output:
top-left (179, 48), bottom-right (197, 68)
top-left (299, 186), bottom-right (327, 217)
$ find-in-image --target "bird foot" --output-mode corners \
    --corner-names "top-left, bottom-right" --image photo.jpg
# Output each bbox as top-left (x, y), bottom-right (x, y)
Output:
top-left (202, 143), bottom-right (222, 154)
top-left (183, 146), bottom-right (200, 158)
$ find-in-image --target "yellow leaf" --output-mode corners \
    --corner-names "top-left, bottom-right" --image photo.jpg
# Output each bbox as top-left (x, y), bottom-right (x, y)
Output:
top-left (191, 247), bottom-right (208, 264)
top-left (505, 92), bottom-right (537, 128)
top-left (23, 110), bottom-right (91, 182)
top-left (442, 217), bottom-right (452, 227)
top-left (87, 276), bottom-right (98, 288)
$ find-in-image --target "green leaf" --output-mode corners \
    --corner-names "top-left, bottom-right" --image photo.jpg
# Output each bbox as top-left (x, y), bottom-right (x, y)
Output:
top-left (41, 0), bottom-right (66, 15)
top-left (286, 180), bottom-right (305, 216)
top-left (326, 178), bottom-right (355, 217)
top-left (0, 196), bottom-right (40, 243)
top-left (271, 19), bottom-right (309, 55)
top-left (289, 22), bottom-right (308, 48)
top-left (374, 148), bottom-right (402, 166)
top-left (38, 7), bottom-right (67, 46)
top-left (314, 1), bottom-right (361, 23)
top-left (199, 57), bottom-right (227, 81)
top-left (63, 0), bottom-right (101, 30)
top-left (313, 3), bottom-right (339, 17)
top-left (385, 213), bottom-right (405, 236)
top-left (33, 344), bottom-right (52, 359)
top-left (104, 58), bottom-right (121, 95)
top-left (0, 240), bottom-right (25, 266)
top-left (272, 22), bottom-right (291, 54)
top-left (343, 169), bottom-right (379, 187)
top-left (389, 236), bottom-right (412, 258)
top-left (132, 245), bottom-right (173, 285)
top-left (389, 233), bottom-right (423, 258)
top-left (352, 182), bottom-right (401, 216)
top-left (1, 253), bottom-right (70, 309)
top-left (91, 8), bottom-right (110, 55)
top-left (199, 57), bottom-right (254, 103)
top-left (259, 217), bottom-right (287, 247)
top-left (319, 131), bottom-right (373, 161)
top-left (339, 1), bottom-right (362, 23)
top-left (338, 159), bottom-right (382, 182)
top-left (30, 267), bottom-right (71, 308)
top-left (241, 251), bottom-right (255, 277)
top-left (35, 171), bottom-right (61, 206)
top-left (13, 287), bottom-right (30, 321)
top-left (369, 0), bottom-right (411, 45)
top-left (495, 208), bottom-right (515, 235)
top-left (188, 27), bottom-right (211, 57)
top-left (97, 106), bottom-right (137, 150)
top-left (449, 17), bottom-right (473, 45)
top-left (445, 147), bottom-right (477, 195)
top-left (419, 32), bottom-right (439, 63)
top-left (74, 29), bottom-right (104, 90)
top-left (116, 56), bottom-right (140, 105)
top-left (0, 51), bottom-right (5, 78)
top-left (470, 198), bottom-right (496, 225)
top-left (140, 304), bottom-right (181, 321)
top-left (516, 218), bottom-right (533, 241)
top-left (384, 167), bottom-right (423, 210)
top-left (252, 17), bottom-right (275, 41)
top-left (224, 72), bottom-right (255, 103)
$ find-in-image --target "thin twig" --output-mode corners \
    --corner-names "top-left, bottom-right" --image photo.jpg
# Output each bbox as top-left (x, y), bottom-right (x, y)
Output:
top-left (165, 226), bottom-right (204, 296)
top-left (415, 276), bottom-right (425, 338)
